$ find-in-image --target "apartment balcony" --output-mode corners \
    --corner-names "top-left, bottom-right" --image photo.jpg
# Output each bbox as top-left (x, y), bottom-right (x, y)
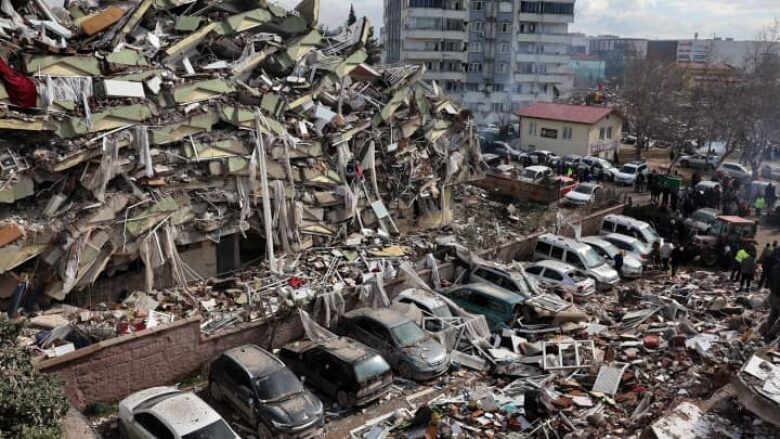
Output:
top-left (403, 29), bottom-right (467, 40)
top-left (401, 9), bottom-right (467, 20)
top-left (514, 73), bottom-right (573, 84)
top-left (516, 33), bottom-right (571, 44)
top-left (516, 13), bottom-right (574, 24)
top-left (425, 71), bottom-right (466, 81)
top-left (403, 50), bottom-right (467, 62)
top-left (515, 53), bottom-right (570, 63)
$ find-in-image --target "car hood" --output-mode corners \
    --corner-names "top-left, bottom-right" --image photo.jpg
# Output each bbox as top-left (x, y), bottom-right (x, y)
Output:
top-left (264, 390), bottom-right (322, 427)
top-left (591, 264), bottom-right (620, 281)
top-left (623, 256), bottom-right (643, 270)
top-left (615, 172), bottom-right (636, 180)
top-left (404, 337), bottom-right (447, 365)
top-left (565, 191), bottom-right (591, 202)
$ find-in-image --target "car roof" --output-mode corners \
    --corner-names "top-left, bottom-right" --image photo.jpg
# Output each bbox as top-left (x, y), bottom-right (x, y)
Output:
top-left (605, 233), bottom-right (639, 244)
top-left (538, 233), bottom-right (591, 252)
top-left (580, 236), bottom-right (613, 248)
top-left (696, 181), bottom-right (720, 188)
top-left (224, 345), bottom-right (283, 376)
top-left (344, 308), bottom-right (411, 328)
top-left (721, 162), bottom-right (745, 169)
top-left (448, 283), bottom-right (523, 304)
top-left (144, 392), bottom-right (223, 436)
top-left (395, 288), bottom-right (447, 310)
top-left (604, 214), bottom-right (649, 227)
top-left (575, 182), bottom-right (599, 189)
top-left (284, 336), bottom-right (375, 363)
top-left (529, 259), bottom-right (577, 273)
top-left (694, 208), bottom-right (718, 216)
top-left (525, 165), bottom-right (550, 172)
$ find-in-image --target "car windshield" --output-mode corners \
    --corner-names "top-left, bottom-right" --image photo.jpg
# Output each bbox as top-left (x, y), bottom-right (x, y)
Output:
top-left (619, 165), bottom-right (637, 174)
top-left (574, 185), bottom-right (593, 194)
top-left (599, 160), bottom-right (614, 169)
top-left (182, 420), bottom-right (235, 439)
top-left (693, 211), bottom-right (715, 223)
top-left (390, 321), bottom-right (427, 347)
top-left (640, 226), bottom-right (661, 244)
top-left (593, 241), bottom-right (618, 258)
top-left (354, 355), bottom-right (391, 383)
top-left (521, 169), bottom-right (538, 179)
top-left (581, 247), bottom-right (605, 268)
top-left (254, 368), bottom-right (302, 402)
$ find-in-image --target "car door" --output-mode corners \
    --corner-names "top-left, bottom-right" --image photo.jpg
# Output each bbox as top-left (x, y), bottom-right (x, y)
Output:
top-left (364, 320), bottom-right (400, 365)
top-left (525, 265), bottom-right (544, 281)
top-left (301, 348), bottom-right (329, 393)
top-left (222, 359), bottom-right (255, 424)
top-left (541, 268), bottom-right (564, 288)
top-left (131, 412), bottom-right (174, 439)
top-left (565, 250), bottom-right (586, 270)
top-left (315, 351), bottom-right (344, 397)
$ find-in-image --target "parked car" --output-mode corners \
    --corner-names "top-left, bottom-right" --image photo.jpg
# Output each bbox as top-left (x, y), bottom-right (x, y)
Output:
top-left (393, 288), bottom-right (453, 331)
top-left (278, 337), bottom-right (393, 409)
top-left (685, 208), bottom-right (719, 234)
top-left (613, 162), bottom-right (648, 186)
top-left (622, 134), bottom-right (637, 144)
top-left (602, 233), bottom-right (652, 264)
top-left (579, 236), bottom-right (643, 278)
top-left (482, 141), bottom-right (523, 162)
top-left (520, 150), bottom-right (558, 167)
top-left (441, 283), bottom-right (525, 329)
top-left (761, 164), bottom-right (780, 181)
top-left (678, 154), bottom-right (718, 169)
top-left (208, 345), bottom-right (324, 438)
top-left (694, 181), bottom-right (722, 200)
top-left (554, 176), bottom-right (577, 196)
top-left (468, 262), bottom-right (543, 301)
top-left (119, 387), bottom-right (239, 439)
top-left (599, 214), bottom-right (663, 247)
top-left (523, 260), bottom-right (597, 297)
top-left (563, 183), bottom-right (601, 207)
top-left (340, 308), bottom-right (450, 381)
top-left (716, 162), bottom-right (751, 180)
top-left (562, 154), bottom-right (583, 167)
top-left (533, 233), bottom-right (620, 289)
top-left (583, 156), bottom-right (619, 181)
top-left (519, 165), bottom-right (554, 183)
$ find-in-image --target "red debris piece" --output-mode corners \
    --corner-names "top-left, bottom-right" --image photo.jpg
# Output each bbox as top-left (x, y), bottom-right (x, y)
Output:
top-left (0, 58), bottom-right (37, 108)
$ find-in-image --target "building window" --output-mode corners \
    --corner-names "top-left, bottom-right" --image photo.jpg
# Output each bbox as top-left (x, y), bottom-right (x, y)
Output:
top-left (528, 121), bottom-right (537, 136)
top-left (563, 126), bottom-right (572, 140)
top-left (500, 22), bottom-right (511, 33)
top-left (520, 1), bottom-right (573, 15)
top-left (599, 127), bottom-right (606, 140)
top-left (495, 63), bottom-right (507, 74)
top-left (519, 23), bottom-right (536, 34)
top-left (607, 126), bottom-right (613, 139)
top-left (497, 42), bottom-right (511, 53)
top-left (468, 41), bottom-right (483, 52)
top-left (517, 62), bottom-right (533, 74)
top-left (470, 21), bottom-right (483, 32)
top-left (498, 1), bottom-right (512, 12)
top-left (465, 83), bottom-right (480, 91)
top-left (467, 62), bottom-right (482, 72)
top-left (409, 0), bottom-right (445, 7)
top-left (541, 128), bottom-right (558, 139)
top-left (471, 1), bottom-right (483, 10)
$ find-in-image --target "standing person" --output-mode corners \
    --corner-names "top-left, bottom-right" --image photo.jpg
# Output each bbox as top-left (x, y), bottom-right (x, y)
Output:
top-left (660, 241), bottom-right (674, 270)
top-left (732, 247), bottom-right (749, 282)
top-left (755, 195), bottom-right (766, 217)
top-left (763, 263), bottom-right (780, 342)
top-left (758, 242), bottom-right (775, 289)
top-left (614, 250), bottom-right (624, 278)
top-left (670, 244), bottom-right (683, 277)
top-left (661, 185), bottom-right (670, 207)
top-left (739, 252), bottom-right (756, 292)
top-left (635, 173), bottom-right (645, 193)
top-left (670, 188), bottom-right (679, 211)
top-left (714, 186), bottom-right (722, 211)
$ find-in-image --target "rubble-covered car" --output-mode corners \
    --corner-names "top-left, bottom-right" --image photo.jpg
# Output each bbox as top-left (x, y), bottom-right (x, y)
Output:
top-left (339, 308), bottom-right (450, 381)
top-left (393, 288), bottom-right (453, 331)
top-left (600, 214), bottom-right (664, 247)
top-left (534, 233), bottom-right (620, 289)
top-left (278, 337), bottom-right (393, 409)
top-left (442, 283), bottom-right (585, 329)
top-left (208, 345), bottom-right (323, 438)
top-left (523, 260), bottom-right (597, 297)
top-left (563, 183), bottom-right (601, 207)
top-left (119, 387), bottom-right (239, 439)
top-left (684, 208), bottom-right (719, 235)
top-left (518, 165), bottom-right (554, 183)
top-left (602, 233), bottom-right (652, 264)
top-left (579, 236), bottom-right (643, 278)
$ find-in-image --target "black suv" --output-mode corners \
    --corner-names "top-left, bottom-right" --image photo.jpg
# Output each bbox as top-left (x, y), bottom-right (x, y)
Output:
top-left (279, 337), bottom-right (393, 409)
top-left (208, 345), bottom-right (324, 439)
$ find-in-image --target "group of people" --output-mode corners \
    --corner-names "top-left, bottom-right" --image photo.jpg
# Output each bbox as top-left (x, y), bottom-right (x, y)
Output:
top-left (750, 241), bottom-right (780, 341)
top-left (554, 161), bottom-right (609, 183)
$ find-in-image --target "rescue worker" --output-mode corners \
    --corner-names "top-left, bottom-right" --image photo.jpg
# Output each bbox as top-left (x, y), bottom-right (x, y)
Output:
top-left (739, 252), bottom-right (756, 292)
top-left (732, 247), bottom-right (749, 282)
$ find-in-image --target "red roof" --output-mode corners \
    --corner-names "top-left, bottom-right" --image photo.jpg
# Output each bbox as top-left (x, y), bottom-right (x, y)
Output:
top-left (517, 103), bottom-right (619, 125)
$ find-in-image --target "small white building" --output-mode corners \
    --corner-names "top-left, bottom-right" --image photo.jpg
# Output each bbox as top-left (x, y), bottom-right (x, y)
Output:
top-left (517, 103), bottom-right (622, 159)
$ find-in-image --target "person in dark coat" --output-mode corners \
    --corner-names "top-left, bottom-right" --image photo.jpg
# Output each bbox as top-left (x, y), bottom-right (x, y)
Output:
top-left (763, 263), bottom-right (780, 342)
top-left (739, 253), bottom-right (756, 292)
top-left (614, 251), bottom-right (624, 278)
top-left (670, 244), bottom-right (684, 277)
top-left (661, 186), bottom-right (670, 207)
top-left (758, 242), bottom-right (776, 289)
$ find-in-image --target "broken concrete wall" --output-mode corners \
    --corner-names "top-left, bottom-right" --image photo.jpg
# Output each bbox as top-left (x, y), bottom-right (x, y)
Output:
top-left (559, 204), bottom-right (626, 239)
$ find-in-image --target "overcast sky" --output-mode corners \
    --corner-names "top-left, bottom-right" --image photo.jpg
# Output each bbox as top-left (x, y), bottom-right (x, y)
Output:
top-left (277, 0), bottom-right (778, 41)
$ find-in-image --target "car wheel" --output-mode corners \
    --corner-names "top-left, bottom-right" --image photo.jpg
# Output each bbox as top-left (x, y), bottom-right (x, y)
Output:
top-left (337, 390), bottom-right (353, 409)
top-left (398, 361), bottom-right (415, 380)
top-left (256, 422), bottom-right (273, 439)
top-left (209, 381), bottom-right (222, 402)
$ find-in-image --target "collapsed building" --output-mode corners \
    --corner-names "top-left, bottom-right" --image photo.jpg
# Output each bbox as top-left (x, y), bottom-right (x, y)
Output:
top-left (0, 0), bottom-right (479, 313)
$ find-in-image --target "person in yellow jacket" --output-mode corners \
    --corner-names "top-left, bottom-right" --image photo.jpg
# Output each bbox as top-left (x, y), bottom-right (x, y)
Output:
top-left (755, 196), bottom-right (766, 216)
top-left (732, 248), bottom-right (750, 282)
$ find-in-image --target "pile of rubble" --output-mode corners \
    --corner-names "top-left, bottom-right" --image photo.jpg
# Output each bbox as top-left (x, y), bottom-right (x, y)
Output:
top-left (350, 268), bottom-right (780, 438)
top-left (0, 0), bottom-right (478, 316)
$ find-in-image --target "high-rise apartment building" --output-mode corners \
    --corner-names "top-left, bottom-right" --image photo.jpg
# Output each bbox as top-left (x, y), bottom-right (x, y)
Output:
top-left (383, 0), bottom-right (575, 125)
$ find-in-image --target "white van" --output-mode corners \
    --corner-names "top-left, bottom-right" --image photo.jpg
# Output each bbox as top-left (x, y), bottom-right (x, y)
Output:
top-left (533, 233), bottom-right (620, 289)
top-left (599, 214), bottom-right (662, 247)
top-left (519, 166), bottom-right (553, 183)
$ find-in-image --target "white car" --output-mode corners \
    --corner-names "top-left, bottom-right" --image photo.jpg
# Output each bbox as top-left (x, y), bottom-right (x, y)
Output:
top-left (717, 162), bottom-right (751, 180)
top-left (119, 386), bottom-right (239, 439)
top-left (583, 156), bottom-right (619, 181)
top-left (579, 236), bottom-right (643, 278)
top-left (613, 162), bottom-right (648, 185)
top-left (564, 183), bottom-right (601, 207)
top-left (678, 154), bottom-right (719, 169)
top-left (519, 165), bottom-right (553, 183)
top-left (602, 233), bottom-right (652, 265)
top-left (524, 260), bottom-right (597, 297)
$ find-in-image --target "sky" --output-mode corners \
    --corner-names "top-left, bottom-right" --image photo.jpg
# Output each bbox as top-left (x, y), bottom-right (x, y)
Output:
top-left (277, 0), bottom-right (778, 41)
